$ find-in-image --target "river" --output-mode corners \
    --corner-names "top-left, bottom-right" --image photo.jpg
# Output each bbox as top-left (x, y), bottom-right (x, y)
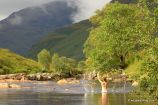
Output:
top-left (0, 81), bottom-right (157, 105)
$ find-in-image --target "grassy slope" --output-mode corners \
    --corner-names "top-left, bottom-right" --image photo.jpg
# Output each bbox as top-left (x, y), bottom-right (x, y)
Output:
top-left (0, 48), bottom-right (41, 74)
top-left (28, 20), bottom-right (92, 60)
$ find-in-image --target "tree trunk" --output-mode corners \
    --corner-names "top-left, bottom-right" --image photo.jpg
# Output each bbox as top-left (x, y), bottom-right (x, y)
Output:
top-left (120, 55), bottom-right (127, 69)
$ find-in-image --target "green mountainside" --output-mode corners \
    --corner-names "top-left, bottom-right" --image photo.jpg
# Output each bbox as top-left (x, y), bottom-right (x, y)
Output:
top-left (0, 48), bottom-right (41, 74)
top-left (26, 0), bottom-right (137, 60)
top-left (28, 20), bottom-right (91, 60)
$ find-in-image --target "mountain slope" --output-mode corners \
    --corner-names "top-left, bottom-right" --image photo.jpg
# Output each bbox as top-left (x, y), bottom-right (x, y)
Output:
top-left (28, 0), bottom-right (136, 60)
top-left (0, 48), bottom-right (41, 74)
top-left (0, 1), bottom-right (77, 55)
top-left (28, 20), bottom-right (92, 60)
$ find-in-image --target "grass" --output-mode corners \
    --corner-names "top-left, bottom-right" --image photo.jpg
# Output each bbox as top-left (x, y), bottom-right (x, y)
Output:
top-left (0, 48), bottom-right (41, 74)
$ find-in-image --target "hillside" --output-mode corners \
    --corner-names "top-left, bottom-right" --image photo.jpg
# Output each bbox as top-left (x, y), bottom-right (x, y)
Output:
top-left (27, 0), bottom-right (136, 60)
top-left (0, 1), bottom-right (77, 55)
top-left (0, 48), bottom-right (41, 74)
top-left (28, 20), bottom-right (92, 60)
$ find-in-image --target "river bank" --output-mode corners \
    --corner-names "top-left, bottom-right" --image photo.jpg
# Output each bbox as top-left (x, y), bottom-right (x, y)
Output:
top-left (0, 73), bottom-right (82, 82)
top-left (0, 73), bottom-right (82, 89)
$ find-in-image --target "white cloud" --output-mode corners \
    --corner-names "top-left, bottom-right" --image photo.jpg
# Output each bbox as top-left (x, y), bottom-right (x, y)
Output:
top-left (0, 16), bottom-right (6, 20)
top-left (71, 0), bottom-right (111, 22)
top-left (0, 0), bottom-right (111, 22)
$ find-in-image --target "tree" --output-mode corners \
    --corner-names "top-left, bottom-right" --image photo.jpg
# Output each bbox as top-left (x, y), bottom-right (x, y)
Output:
top-left (37, 49), bottom-right (51, 71)
top-left (136, 38), bottom-right (158, 99)
top-left (50, 53), bottom-right (63, 74)
top-left (84, 2), bottom-right (157, 73)
top-left (51, 53), bottom-right (77, 76)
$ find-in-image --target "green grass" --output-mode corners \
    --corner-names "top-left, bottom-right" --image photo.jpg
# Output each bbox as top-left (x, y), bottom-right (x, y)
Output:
top-left (0, 48), bottom-right (41, 74)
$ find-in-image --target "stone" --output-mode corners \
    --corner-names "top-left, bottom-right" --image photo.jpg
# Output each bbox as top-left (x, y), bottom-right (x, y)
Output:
top-left (57, 78), bottom-right (79, 85)
top-left (0, 83), bottom-right (22, 89)
top-left (0, 83), bottom-right (9, 88)
top-left (9, 84), bottom-right (21, 88)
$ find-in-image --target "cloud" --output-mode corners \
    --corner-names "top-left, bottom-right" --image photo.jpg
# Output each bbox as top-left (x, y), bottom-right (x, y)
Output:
top-left (70, 0), bottom-right (112, 22)
top-left (0, 0), bottom-right (111, 22)
top-left (9, 15), bottom-right (23, 25)
top-left (0, 0), bottom-right (55, 20)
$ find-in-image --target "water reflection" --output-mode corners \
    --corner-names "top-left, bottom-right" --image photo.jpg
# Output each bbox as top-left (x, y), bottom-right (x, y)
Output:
top-left (82, 93), bottom-right (157, 105)
top-left (0, 81), bottom-right (157, 105)
top-left (101, 93), bottom-right (109, 105)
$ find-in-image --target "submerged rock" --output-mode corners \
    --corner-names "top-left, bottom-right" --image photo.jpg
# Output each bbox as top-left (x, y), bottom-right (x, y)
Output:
top-left (57, 78), bottom-right (79, 85)
top-left (0, 83), bottom-right (9, 88)
top-left (9, 84), bottom-right (21, 88)
top-left (0, 83), bottom-right (21, 88)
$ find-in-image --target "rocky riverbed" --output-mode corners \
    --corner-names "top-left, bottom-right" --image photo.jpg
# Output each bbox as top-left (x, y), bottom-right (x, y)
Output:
top-left (0, 73), bottom-right (81, 81)
top-left (0, 73), bottom-right (82, 89)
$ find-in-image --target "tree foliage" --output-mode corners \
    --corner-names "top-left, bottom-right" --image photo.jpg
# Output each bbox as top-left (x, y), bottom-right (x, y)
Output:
top-left (50, 53), bottom-right (78, 76)
top-left (84, 2), bottom-right (158, 98)
top-left (84, 2), bottom-right (157, 72)
top-left (37, 49), bottom-right (51, 71)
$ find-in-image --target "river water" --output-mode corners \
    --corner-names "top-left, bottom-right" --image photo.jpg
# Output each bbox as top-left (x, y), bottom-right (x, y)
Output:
top-left (0, 81), bottom-right (157, 105)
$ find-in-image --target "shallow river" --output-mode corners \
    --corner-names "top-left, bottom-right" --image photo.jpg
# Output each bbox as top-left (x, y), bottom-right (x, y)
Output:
top-left (0, 81), bottom-right (157, 105)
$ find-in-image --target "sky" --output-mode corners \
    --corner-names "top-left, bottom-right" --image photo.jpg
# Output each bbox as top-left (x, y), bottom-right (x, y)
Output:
top-left (0, 0), bottom-right (111, 21)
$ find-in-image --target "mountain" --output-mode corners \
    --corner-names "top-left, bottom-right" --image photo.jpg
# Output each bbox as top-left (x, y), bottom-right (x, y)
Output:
top-left (0, 48), bottom-right (41, 74)
top-left (0, 0), bottom-right (136, 58)
top-left (28, 20), bottom-right (92, 60)
top-left (0, 1), bottom-right (77, 55)
top-left (27, 0), bottom-right (137, 60)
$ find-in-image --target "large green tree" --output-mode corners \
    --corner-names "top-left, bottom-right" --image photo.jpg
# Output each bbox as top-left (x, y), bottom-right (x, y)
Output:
top-left (84, 1), bottom-right (158, 98)
top-left (84, 2), bottom-right (157, 73)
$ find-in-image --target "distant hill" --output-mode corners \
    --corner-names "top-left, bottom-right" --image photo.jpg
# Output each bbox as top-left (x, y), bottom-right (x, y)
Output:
top-left (0, 48), bottom-right (41, 74)
top-left (28, 20), bottom-right (92, 60)
top-left (0, 1), bottom-right (77, 55)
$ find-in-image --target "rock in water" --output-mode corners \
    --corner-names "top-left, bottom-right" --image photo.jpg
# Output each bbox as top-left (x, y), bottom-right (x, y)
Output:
top-left (0, 83), bottom-right (9, 88)
top-left (57, 78), bottom-right (79, 85)
top-left (9, 84), bottom-right (21, 88)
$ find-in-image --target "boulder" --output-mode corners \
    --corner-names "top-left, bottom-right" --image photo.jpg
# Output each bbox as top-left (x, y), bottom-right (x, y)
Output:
top-left (0, 73), bottom-right (26, 80)
top-left (9, 84), bottom-right (21, 88)
top-left (0, 83), bottom-right (21, 88)
top-left (0, 83), bottom-right (9, 88)
top-left (27, 74), bottom-right (37, 80)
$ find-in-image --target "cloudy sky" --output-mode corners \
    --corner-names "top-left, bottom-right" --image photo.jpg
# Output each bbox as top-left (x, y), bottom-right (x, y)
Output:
top-left (0, 0), bottom-right (111, 21)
